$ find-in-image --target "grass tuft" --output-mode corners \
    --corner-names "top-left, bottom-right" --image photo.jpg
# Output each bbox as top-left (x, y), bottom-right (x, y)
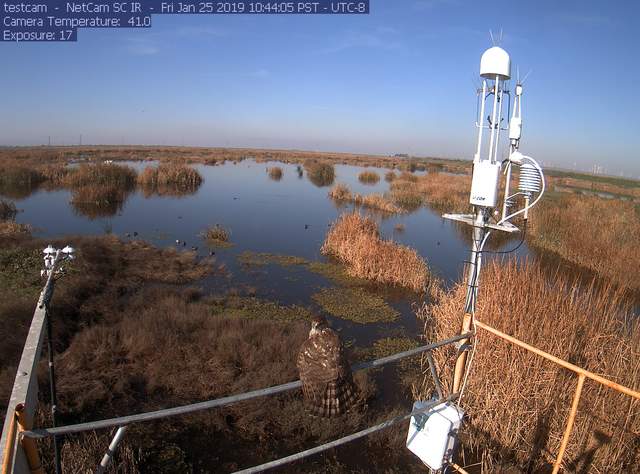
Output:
top-left (138, 163), bottom-right (203, 196)
top-left (328, 183), bottom-right (352, 201)
top-left (303, 159), bottom-right (335, 187)
top-left (201, 225), bottom-right (232, 247)
top-left (358, 170), bottom-right (380, 184)
top-left (267, 167), bottom-right (283, 181)
top-left (322, 212), bottom-right (429, 292)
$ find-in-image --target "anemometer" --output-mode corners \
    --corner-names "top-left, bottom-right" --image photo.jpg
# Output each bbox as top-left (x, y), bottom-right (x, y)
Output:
top-left (407, 41), bottom-right (546, 472)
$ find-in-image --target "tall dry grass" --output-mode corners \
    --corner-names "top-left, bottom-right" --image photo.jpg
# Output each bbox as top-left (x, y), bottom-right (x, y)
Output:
top-left (69, 185), bottom-right (130, 220)
top-left (65, 163), bottom-right (137, 188)
top-left (358, 170), bottom-right (380, 184)
top-left (419, 260), bottom-right (639, 472)
top-left (353, 193), bottom-right (403, 214)
top-left (267, 166), bottom-right (283, 181)
top-left (328, 183), bottom-right (352, 201)
top-left (328, 184), bottom-right (404, 214)
top-left (391, 171), bottom-right (471, 213)
top-left (322, 212), bottom-right (429, 292)
top-left (137, 163), bottom-right (202, 196)
top-left (530, 194), bottom-right (640, 291)
top-left (303, 159), bottom-right (335, 187)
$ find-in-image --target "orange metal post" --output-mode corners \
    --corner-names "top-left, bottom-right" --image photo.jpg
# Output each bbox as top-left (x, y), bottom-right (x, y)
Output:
top-left (15, 404), bottom-right (43, 474)
top-left (1, 413), bottom-right (17, 474)
top-left (552, 374), bottom-right (585, 474)
top-left (450, 461), bottom-right (471, 474)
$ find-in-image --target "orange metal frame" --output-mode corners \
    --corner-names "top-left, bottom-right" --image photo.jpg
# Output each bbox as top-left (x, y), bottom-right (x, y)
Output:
top-left (473, 319), bottom-right (640, 474)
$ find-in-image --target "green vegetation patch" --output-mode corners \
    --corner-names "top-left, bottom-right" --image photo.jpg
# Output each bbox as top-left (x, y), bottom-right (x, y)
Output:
top-left (311, 287), bottom-right (399, 323)
top-left (210, 296), bottom-right (314, 322)
top-left (237, 251), bottom-right (366, 286)
top-left (237, 251), bottom-right (307, 267)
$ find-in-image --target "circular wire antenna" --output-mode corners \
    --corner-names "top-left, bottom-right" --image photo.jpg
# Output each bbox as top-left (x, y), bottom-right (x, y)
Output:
top-left (480, 46), bottom-right (511, 79)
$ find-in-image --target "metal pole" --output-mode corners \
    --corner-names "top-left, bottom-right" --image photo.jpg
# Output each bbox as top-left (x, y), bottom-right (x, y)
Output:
top-left (15, 405), bottom-right (43, 474)
top-left (453, 210), bottom-right (487, 393)
top-left (43, 251), bottom-right (62, 474)
top-left (45, 307), bottom-right (62, 474)
top-left (474, 81), bottom-right (487, 162)
top-left (96, 426), bottom-right (128, 474)
top-left (552, 374), bottom-right (585, 474)
top-left (487, 76), bottom-right (501, 165)
top-left (425, 351), bottom-right (444, 400)
top-left (1, 413), bottom-right (17, 474)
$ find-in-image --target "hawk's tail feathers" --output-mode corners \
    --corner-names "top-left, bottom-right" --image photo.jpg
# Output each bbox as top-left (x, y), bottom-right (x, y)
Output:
top-left (306, 377), bottom-right (359, 417)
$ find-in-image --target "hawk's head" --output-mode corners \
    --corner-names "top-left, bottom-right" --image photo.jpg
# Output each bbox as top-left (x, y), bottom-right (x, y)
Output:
top-left (309, 315), bottom-right (328, 337)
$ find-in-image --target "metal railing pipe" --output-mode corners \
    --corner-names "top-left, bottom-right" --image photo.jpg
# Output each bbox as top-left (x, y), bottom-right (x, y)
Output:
top-left (96, 426), bottom-right (128, 474)
top-left (232, 394), bottom-right (460, 474)
top-left (22, 332), bottom-right (472, 439)
top-left (552, 374), bottom-right (585, 474)
top-left (474, 320), bottom-right (640, 399)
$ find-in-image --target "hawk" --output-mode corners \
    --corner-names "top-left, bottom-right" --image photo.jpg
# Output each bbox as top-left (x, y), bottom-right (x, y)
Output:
top-left (297, 315), bottom-right (358, 417)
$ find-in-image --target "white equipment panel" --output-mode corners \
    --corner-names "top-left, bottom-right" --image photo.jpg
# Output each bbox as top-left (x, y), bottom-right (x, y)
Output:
top-left (406, 401), bottom-right (464, 470)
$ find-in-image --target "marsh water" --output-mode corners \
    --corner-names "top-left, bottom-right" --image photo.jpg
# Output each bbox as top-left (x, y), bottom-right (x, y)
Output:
top-left (10, 160), bottom-right (532, 347)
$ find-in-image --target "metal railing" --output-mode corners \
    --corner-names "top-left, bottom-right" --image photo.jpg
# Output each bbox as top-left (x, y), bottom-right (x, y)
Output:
top-left (0, 274), bottom-right (470, 474)
top-left (473, 319), bottom-right (640, 474)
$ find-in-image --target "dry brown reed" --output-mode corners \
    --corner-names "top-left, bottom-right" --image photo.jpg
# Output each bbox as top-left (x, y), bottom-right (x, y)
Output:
top-left (65, 162), bottom-right (137, 188)
top-left (0, 221), bottom-right (30, 237)
top-left (0, 200), bottom-right (17, 221)
top-left (530, 194), bottom-right (640, 290)
top-left (353, 193), bottom-right (403, 214)
top-left (385, 171), bottom-right (397, 182)
top-left (391, 171), bottom-right (471, 213)
top-left (418, 260), bottom-right (639, 472)
top-left (303, 159), bottom-right (335, 187)
top-left (358, 170), bottom-right (380, 184)
top-left (322, 212), bottom-right (429, 291)
top-left (201, 224), bottom-right (231, 246)
top-left (69, 185), bottom-right (130, 219)
top-left (0, 145), bottom-right (472, 177)
top-left (328, 184), bottom-right (403, 214)
top-left (137, 163), bottom-right (202, 196)
top-left (267, 166), bottom-right (283, 180)
top-left (328, 183), bottom-right (352, 201)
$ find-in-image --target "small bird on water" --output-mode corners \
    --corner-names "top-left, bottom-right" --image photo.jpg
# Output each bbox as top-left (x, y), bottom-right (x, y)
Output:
top-left (297, 315), bottom-right (358, 417)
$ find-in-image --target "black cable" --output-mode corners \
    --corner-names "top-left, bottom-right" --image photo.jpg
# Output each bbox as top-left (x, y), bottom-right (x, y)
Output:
top-left (481, 220), bottom-right (528, 255)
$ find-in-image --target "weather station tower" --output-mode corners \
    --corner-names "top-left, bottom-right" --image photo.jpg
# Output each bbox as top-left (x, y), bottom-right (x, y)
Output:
top-left (406, 40), bottom-right (546, 472)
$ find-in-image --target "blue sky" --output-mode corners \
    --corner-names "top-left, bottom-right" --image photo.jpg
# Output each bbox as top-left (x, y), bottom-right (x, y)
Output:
top-left (1, 1), bottom-right (639, 176)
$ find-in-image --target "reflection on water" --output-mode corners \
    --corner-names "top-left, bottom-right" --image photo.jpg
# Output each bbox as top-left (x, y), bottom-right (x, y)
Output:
top-left (138, 181), bottom-right (202, 198)
top-left (70, 184), bottom-right (135, 220)
top-left (7, 159), bottom-right (533, 343)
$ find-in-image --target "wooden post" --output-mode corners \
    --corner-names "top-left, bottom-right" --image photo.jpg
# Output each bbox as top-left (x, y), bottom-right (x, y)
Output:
top-left (15, 404), bottom-right (44, 474)
top-left (452, 313), bottom-right (473, 394)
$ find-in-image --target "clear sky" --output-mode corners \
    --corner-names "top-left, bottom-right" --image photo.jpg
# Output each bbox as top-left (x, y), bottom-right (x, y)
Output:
top-left (1, 1), bottom-right (639, 176)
